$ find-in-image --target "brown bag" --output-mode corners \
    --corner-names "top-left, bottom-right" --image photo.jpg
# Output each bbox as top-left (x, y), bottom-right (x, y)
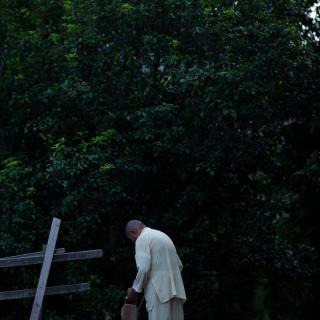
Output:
top-left (121, 303), bottom-right (138, 320)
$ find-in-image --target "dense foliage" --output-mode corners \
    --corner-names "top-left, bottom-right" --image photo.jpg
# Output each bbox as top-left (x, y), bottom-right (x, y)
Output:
top-left (0, 0), bottom-right (320, 319)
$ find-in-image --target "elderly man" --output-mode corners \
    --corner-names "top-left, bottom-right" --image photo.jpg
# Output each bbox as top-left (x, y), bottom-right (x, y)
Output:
top-left (125, 220), bottom-right (186, 320)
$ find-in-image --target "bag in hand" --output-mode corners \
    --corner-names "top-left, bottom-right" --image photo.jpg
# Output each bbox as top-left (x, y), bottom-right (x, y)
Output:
top-left (121, 303), bottom-right (137, 320)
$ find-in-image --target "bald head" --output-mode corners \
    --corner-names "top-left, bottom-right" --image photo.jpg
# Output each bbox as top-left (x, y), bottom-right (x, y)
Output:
top-left (125, 220), bottom-right (145, 242)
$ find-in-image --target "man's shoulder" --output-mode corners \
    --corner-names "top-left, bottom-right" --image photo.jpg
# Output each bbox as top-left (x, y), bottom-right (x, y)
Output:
top-left (139, 227), bottom-right (168, 239)
top-left (139, 227), bottom-right (155, 239)
top-left (146, 228), bottom-right (173, 244)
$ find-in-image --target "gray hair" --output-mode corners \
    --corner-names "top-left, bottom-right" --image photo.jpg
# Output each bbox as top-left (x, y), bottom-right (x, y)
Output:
top-left (125, 220), bottom-right (145, 234)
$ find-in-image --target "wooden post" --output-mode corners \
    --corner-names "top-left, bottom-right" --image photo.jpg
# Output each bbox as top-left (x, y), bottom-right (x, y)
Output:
top-left (30, 218), bottom-right (61, 320)
top-left (39, 246), bottom-right (46, 320)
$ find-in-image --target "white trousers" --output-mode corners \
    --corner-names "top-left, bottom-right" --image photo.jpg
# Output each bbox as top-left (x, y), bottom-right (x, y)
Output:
top-left (146, 288), bottom-right (184, 320)
top-left (148, 297), bottom-right (184, 320)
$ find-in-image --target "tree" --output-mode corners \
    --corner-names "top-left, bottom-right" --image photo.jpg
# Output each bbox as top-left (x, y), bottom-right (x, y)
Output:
top-left (0, 0), bottom-right (319, 319)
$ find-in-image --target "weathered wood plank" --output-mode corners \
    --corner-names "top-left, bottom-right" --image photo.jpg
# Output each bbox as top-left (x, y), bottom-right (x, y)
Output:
top-left (51, 249), bottom-right (103, 263)
top-left (30, 217), bottom-right (61, 320)
top-left (0, 283), bottom-right (90, 301)
top-left (0, 248), bottom-right (65, 261)
top-left (0, 249), bottom-right (103, 268)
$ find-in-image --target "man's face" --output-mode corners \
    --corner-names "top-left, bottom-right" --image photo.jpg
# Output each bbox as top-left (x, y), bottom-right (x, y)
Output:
top-left (126, 230), bottom-right (139, 242)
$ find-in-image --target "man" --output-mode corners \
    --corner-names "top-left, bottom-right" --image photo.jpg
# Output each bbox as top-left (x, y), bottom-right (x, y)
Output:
top-left (125, 220), bottom-right (186, 320)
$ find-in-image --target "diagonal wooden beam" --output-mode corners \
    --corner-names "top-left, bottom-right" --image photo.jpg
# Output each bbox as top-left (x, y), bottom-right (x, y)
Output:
top-left (30, 218), bottom-right (61, 320)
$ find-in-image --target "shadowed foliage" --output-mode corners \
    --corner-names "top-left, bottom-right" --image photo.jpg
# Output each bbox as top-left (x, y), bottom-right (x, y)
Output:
top-left (0, 0), bottom-right (320, 319)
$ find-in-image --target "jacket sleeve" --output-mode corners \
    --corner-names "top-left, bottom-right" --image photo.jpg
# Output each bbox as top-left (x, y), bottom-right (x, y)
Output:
top-left (132, 236), bottom-right (151, 293)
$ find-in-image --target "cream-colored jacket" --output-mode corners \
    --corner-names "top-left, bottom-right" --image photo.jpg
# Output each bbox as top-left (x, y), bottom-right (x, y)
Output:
top-left (132, 227), bottom-right (187, 308)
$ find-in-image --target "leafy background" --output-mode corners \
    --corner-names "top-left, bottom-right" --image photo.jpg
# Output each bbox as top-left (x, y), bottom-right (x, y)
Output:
top-left (0, 0), bottom-right (319, 319)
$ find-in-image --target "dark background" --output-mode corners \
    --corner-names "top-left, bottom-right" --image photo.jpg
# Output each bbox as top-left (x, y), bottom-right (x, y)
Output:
top-left (0, 0), bottom-right (320, 319)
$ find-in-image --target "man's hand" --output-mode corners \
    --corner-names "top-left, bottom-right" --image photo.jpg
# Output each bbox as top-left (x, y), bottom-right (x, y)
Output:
top-left (127, 287), bottom-right (138, 302)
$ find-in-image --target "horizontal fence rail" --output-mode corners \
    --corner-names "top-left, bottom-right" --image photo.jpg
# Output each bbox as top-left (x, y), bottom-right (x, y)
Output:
top-left (0, 283), bottom-right (90, 301)
top-left (0, 249), bottom-right (103, 268)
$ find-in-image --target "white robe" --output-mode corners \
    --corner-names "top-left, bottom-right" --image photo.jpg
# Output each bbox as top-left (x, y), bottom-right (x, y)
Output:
top-left (132, 227), bottom-right (186, 320)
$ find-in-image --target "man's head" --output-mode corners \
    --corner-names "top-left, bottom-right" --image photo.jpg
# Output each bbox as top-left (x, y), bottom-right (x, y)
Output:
top-left (125, 219), bottom-right (145, 242)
